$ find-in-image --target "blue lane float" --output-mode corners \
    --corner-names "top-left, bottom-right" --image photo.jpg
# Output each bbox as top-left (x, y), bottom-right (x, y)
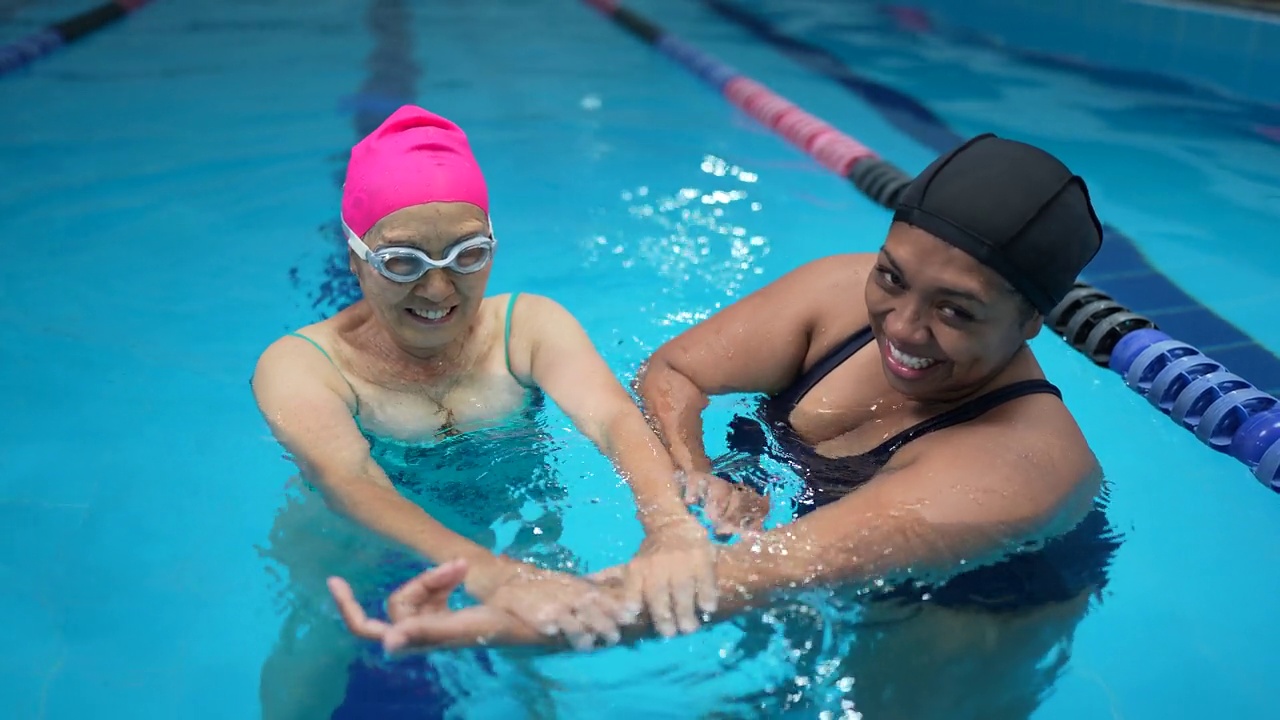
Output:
top-left (1232, 408), bottom-right (1280, 491)
top-left (1234, 409), bottom-right (1280, 490)
top-left (1256, 443), bottom-right (1280, 491)
top-left (1145, 354), bottom-right (1225, 414)
top-left (580, 0), bottom-right (1280, 493)
top-left (1194, 386), bottom-right (1276, 451)
top-left (1232, 410), bottom-right (1280, 474)
top-left (1109, 329), bottom-right (1280, 489)
top-left (0, 30), bottom-right (62, 75)
top-left (1118, 335), bottom-right (1202, 396)
top-left (1169, 372), bottom-right (1253, 432)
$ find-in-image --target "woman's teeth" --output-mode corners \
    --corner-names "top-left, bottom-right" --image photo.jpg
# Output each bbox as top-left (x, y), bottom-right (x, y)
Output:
top-left (409, 307), bottom-right (450, 320)
top-left (889, 341), bottom-right (940, 370)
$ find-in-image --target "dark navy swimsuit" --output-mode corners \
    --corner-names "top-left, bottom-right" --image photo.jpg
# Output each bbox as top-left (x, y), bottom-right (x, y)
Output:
top-left (725, 326), bottom-right (1121, 613)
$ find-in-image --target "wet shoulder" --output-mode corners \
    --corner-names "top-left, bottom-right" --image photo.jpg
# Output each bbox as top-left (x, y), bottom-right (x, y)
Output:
top-left (492, 292), bottom-right (588, 379)
top-left (782, 253), bottom-right (878, 291)
top-left (255, 314), bottom-right (340, 377)
top-left (252, 308), bottom-right (365, 414)
top-left (899, 385), bottom-right (1099, 517)
top-left (781, 253), bottom-right (877, 318)
top-left (785, 253), bottom-right (880, 358)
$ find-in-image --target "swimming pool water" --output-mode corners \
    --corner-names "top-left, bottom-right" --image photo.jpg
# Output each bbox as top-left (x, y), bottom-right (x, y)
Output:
top-left (2, 0), bottom-right (1278, 717)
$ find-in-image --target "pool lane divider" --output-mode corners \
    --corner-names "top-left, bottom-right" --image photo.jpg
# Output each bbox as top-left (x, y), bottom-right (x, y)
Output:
top-left (702, 0), bottom-right (1280, 398)
top-left (0, 0), bottom-right (152, 77)
top-left (580, 0), bottom-right (1280, 493)
top-left (586, 0), bottom-right (880, 179)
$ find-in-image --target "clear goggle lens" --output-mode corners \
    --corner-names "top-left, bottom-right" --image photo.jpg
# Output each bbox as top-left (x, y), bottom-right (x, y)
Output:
top-left (344, 219), bottom-right (496, 282)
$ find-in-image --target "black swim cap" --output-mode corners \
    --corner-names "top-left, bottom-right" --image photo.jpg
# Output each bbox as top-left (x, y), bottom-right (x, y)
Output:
top-left (892, 134), bottom-right (1103, 314)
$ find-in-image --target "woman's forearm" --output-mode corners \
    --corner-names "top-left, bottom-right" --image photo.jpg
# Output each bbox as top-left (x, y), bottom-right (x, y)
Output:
top-left (635, 358), bottom-right (715, 474)
top-left (597, 409), bottom-right (692, 530)
top-left (708, 531), bottom-right (831, 614)
top-left (320, 478), bottom-right (513, 596)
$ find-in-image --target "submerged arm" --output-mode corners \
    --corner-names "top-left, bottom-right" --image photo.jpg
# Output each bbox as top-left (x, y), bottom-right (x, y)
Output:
top-left (711, 425), bottom-right (1092, 614)
top-left (251, 338), bottom-right (513, 597)
top-left (516, 294), bottom-right (689, 529)
top-left (514, 294), bottom-right (737, 633)
top-left (348, 426), bottom-right (1091, 651)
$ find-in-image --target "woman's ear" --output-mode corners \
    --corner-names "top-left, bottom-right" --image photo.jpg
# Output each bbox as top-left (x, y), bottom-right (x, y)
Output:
top-left (1021, 311), bottom-right (1044, 340)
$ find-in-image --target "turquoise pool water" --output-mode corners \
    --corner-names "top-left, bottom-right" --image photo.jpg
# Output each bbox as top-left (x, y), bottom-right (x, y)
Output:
top-left (2, 0), bottom-right (1278, 717)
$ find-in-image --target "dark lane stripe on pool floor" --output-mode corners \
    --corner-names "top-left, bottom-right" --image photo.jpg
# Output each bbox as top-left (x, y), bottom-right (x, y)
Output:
top-left (321, 1), bottom-right (464, 717)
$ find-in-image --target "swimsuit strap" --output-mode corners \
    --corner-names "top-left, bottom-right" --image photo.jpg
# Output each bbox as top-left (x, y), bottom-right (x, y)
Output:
top-left (286, 331), bottom-right (362, 416)
top-left (780, 325), bottom-right (877, 412)
top-left (503, 292), bottom-right (525, 385)
top-left (868, 379), bottom-right (1063, 461)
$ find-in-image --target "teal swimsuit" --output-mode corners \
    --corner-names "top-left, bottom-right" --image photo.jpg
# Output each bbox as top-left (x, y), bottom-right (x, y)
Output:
top-left (281, 293), bottom-right (576, 570)
top-left (282, 294), bottom-right (577, 718)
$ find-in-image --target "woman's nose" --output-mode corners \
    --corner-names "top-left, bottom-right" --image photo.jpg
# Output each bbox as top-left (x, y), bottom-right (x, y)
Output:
top-left (883, 304), bottom-right (930, 346)
top-left (414, 269), bottom-right (455, 301)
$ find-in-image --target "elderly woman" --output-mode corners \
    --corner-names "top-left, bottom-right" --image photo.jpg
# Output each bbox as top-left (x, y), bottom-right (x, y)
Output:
top-left (330, 134), bottom-right (1123, 717)
top-left (253, 106), bottom-right (719, 716)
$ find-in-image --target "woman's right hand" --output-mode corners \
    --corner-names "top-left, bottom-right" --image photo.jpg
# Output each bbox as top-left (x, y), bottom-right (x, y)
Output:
top-left (471, 559), bottom-right (632, 651)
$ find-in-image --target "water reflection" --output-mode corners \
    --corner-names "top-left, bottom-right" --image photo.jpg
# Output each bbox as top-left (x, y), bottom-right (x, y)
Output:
top-left (581, 154), bottom-right (772, 319)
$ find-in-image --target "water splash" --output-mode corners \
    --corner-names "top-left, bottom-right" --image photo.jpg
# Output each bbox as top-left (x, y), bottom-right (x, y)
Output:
top-left (582, 154), bottom-right (772, 326)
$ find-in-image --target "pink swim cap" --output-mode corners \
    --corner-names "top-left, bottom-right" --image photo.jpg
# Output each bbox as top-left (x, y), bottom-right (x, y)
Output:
top-left (341, 105), bottom-right (490, 238)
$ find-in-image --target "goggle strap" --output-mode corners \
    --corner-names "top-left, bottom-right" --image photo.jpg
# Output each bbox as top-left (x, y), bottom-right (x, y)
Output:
top-left (341, 218), bottom-right (375, 260)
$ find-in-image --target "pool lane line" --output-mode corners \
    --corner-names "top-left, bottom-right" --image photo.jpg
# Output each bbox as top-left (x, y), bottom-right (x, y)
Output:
top-left (308, 0), bottom-right (427, 317)
top-left (580, 0), bottom-right (1280, 492)
top-left (0, 0), bottom-right (153, 77)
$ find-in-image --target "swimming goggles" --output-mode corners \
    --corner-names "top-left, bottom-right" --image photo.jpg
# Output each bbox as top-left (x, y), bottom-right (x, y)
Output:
top-left (342, 219), bottom-right (497, 283)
